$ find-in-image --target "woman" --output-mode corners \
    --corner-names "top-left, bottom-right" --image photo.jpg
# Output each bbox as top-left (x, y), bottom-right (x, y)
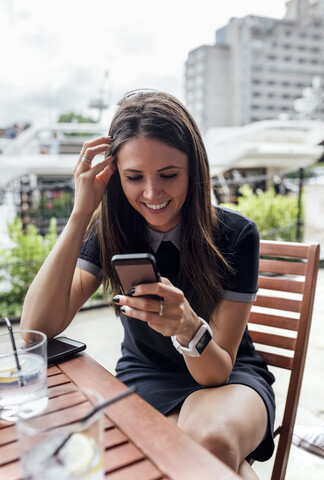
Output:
top-left (21, 90), bottom-right (275, 479)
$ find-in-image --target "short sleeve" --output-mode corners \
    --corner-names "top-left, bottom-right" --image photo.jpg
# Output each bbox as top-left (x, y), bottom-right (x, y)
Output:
top-left (216, 207), bottom-right (259, 303)
top-left (222, 221), bottom-right (259, 302)
top-left (76, 228), bottom-right (102, 279)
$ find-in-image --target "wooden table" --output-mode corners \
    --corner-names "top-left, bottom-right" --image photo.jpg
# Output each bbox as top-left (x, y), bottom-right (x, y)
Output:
top-left (0, 354), bottom-right (240, 480)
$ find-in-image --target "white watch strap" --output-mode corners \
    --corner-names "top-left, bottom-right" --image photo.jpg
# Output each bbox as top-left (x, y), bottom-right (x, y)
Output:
top-left (171, 317), bottom-right (213, 357)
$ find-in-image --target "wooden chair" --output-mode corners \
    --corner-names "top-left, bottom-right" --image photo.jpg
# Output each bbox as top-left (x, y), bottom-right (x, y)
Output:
top-left (248, 240), bottom-right (320, 480)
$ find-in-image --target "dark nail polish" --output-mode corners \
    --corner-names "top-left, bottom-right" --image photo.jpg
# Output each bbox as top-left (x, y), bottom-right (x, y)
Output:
top-left (120, 306), bottom-right (126, 313)
top-left (112, 296), bottom-right (120, 303)
top-left (129, 288), bottom-right (135, 295)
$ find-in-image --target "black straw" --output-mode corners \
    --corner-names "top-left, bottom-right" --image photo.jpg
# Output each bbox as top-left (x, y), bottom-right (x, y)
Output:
top-left (4, 317), bottom-right (25, 387)
top-left (4, 317), bottom-right (22, 371)
top-left (51, 386), bottom-right (136, 457)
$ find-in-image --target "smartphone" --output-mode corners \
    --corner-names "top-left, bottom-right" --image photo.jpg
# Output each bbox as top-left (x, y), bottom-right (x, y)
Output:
top-left (111, 253), bottom-right (161, 299)
top-left (47, 336), bottom-right (86, 364)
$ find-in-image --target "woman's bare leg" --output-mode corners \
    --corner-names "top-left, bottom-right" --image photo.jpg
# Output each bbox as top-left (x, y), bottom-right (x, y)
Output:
top-left (176, 384), bottom-right (268, 476)
top-left (239, 460), bottom-right (260, 480)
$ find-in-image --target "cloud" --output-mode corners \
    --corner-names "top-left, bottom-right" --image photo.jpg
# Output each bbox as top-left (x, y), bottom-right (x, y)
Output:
top-left (0, 0), bottom-right (287, 126)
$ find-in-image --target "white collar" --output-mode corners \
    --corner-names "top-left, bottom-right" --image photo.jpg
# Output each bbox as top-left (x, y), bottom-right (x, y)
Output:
top-left (146, 224), bottom-right (181, 253)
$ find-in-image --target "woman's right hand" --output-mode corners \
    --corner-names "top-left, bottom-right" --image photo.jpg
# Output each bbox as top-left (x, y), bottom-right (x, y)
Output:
top-left (73, 136), bottom-right (117, 215)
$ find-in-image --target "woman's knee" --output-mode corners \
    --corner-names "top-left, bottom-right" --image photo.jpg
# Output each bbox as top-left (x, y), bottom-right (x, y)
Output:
top-left (179, 418), bottom-right (241, 470)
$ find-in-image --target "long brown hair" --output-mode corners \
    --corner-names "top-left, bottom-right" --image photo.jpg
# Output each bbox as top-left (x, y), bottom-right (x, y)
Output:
top-left (90, 89), bottom-right (229, 319)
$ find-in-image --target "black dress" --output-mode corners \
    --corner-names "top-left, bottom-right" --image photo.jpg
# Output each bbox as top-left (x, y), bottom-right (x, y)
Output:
top-left (77, 206), bottom-right (275, 461)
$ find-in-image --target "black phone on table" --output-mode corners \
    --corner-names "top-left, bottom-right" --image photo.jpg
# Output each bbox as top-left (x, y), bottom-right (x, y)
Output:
top-left (47, 336), bottom-right (86, 364)
top-left (111, 253), bottom-right (161, 300)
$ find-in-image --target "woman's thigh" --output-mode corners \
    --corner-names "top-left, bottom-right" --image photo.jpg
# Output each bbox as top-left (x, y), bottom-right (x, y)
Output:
top-left (177, 384), bottom-right (268, 465)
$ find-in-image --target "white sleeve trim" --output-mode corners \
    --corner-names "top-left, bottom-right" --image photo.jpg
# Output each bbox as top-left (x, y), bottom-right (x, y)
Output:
top-left (76, 258), bottom-right (102, 279)
top-left (222, 289), bottom-right (257, 303)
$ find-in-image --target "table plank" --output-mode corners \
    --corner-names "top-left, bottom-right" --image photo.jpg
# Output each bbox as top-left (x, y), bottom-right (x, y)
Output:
top-left (59, 355), bottom-right (241, 480)
top-left (104, 442), bottom-right (145, 472)
top-left (0, 440), bottom-right (19, 465)
top-left (107, 459), bottom-right (164, 480)
top-left (0, 460), bottom-right (21, 480)
top-left (0, 424), bottom-right (16, 445)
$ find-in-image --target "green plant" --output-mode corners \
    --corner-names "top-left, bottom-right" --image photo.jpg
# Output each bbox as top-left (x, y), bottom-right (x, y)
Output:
top-left (0, 218), bottom-right (57, 318)
top-left (0, 217), bottom-right (109, 319)
top-left (30, 191), bottom-right (73, 219)
top-left (221, 185), bottom-right (303, 241)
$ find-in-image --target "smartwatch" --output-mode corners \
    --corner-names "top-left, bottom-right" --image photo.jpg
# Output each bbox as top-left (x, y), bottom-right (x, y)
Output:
top-left (171, 318), bottom-right (213, 357)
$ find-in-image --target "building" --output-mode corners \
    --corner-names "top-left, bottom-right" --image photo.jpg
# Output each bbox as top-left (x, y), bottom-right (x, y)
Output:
top-left (185, 0), bottom-right (324, 133)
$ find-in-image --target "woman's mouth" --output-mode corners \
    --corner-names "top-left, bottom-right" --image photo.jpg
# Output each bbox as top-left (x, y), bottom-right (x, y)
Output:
top-left (143, 201), bottom-right (170, 212)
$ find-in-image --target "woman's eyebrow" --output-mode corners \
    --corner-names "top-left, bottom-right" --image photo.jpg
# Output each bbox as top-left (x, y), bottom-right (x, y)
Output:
top-left (122, 168), bottom-right (142, 173)
top-left (158, 165), bottom-right (182, 172)
top-left (122, 165), bottom-right (182, 173)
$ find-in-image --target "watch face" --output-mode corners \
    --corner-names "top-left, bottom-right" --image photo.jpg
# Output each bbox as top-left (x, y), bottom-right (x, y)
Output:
top-left (195, 330), bottom-right (212, 354)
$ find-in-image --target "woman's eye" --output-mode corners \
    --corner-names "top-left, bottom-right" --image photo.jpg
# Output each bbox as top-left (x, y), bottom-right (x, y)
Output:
top-left (161, 173), bottom-right (178, 179)
top-left (126, 176), bottom-right (143, 182)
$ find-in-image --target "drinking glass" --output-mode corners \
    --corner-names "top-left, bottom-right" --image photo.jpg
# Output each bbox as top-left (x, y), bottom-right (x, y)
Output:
top-left (16, 386), bottom-right (105, 480)
top-left (0, 329), bottom-right (48, 421)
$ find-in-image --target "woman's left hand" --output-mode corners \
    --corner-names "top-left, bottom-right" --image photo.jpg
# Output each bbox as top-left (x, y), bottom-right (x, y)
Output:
top-left (113, 278), bottom-right (201, 342)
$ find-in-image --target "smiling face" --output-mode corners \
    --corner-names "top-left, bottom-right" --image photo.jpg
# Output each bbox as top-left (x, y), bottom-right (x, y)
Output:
top-left (117, 136), bottom-right (189, 232)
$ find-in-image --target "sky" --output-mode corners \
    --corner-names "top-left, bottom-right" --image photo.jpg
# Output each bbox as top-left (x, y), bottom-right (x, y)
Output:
top-left (0, 0), bottom-right (288, 127)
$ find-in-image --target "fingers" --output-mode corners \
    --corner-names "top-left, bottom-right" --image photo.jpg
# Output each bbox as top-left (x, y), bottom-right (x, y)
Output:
top-left (75, 136), bottom-right (113, 171)
top-left (116, 295), bottom-right (162, 316)
top-left (96, 161), bottom-right (117, 185)
top-left (113, 282), bottom-right (186, 334)
top-left (130, 280), bottom-right (178, 299)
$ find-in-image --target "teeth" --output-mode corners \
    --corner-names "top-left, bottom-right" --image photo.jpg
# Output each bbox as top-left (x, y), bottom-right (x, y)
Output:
top-left (145, 201), bottom-right (168, 210)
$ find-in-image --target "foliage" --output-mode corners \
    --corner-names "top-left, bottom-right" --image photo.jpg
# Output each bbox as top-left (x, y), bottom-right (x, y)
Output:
top-left (0, 217), bottom-right (109, 319)
top-left (58, 112), bottom-right (96, 136)
top-left (58, 112), bottom-right (96, 124)
top-left (30, 191), bottom-right (74, 219)
top-left (221, 185), bottom-right (303, 241)
top-left (0, 218), bottom-right (57, 318)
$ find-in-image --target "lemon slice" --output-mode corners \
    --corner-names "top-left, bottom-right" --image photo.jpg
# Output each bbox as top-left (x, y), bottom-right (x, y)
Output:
top-left (65, 433), bottom-right (96, 475)
top-left (0, 375), bottom-right (19, 384)
top-left (0, 357), bottom-right (26, 373)
top-left (0, 358), bottom-right (26, 383)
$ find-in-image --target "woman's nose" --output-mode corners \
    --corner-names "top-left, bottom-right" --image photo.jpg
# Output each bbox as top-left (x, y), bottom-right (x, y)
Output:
top-left (143, 181), bottom-right (161, 199)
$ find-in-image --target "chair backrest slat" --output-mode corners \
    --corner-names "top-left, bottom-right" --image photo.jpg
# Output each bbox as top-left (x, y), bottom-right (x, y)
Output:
top-left (254, 295), bottom-right (301, 312)
top-left (258, 275), bottom-right (304, 294)
top-left (259, 240), bottom-right (310, 258)
top-left (259, 258), bottom-right (307, 276)
top-left (248, 312), bottom-right (299, 331)
top-left (250, 331), bottom-right (296, 351)
top-left (256, 351), bottom-right (293, 370)
top-left (248, 240), bottom-right (320, 480)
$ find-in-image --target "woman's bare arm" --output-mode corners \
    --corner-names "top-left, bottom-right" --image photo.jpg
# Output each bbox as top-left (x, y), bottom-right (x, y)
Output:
top-left (20, 212), bottom-right (100, 338)
top-left (181, 299), bottom-right (253, 385)
top-left (20, 137), bottom-right (116, 338)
